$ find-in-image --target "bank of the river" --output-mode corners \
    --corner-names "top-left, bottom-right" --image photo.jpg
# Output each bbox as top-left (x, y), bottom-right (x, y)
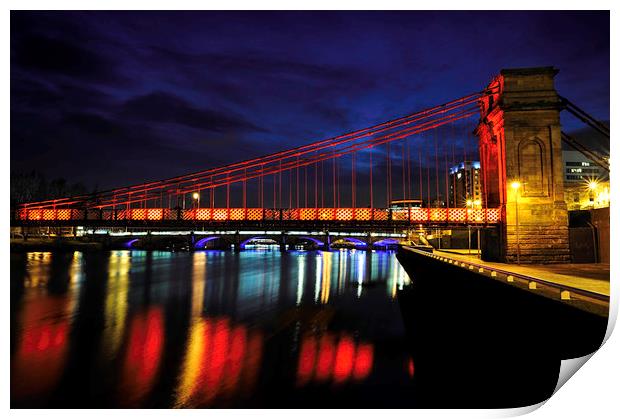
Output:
top-left (10, 238), bottom-right (104, 252)
top-left (395, 245), bottom-right (608, 408)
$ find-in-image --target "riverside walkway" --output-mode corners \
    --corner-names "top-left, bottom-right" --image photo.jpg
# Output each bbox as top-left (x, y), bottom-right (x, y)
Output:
top-left (400, 246), bottom-right (610, 317)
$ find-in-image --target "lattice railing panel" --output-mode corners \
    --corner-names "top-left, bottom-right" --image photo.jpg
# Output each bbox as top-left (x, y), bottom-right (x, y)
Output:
top-left (57, 209), bottom-right (72, 220)
top-left (14, 207), bottom-right (503, 224)
top-left (246, 208), bottom-right (263, 220)
top-left (264, 209), bottom-right (280, 220)
top-left (354, 208), bottom-right (372, 221)
top-left (147, 208), bottom-right (164, 221)
top-left (469, 209), bottom-right (485, 223)
top-left (282, 209), bottom-right (300, 221)
top-left (212, 208), bottom-right (228, 221)
top-left (429, 208), bottom-right (447, 222)
top-left (229, 208), bottom-right (246, 220)
top-left (130, 209), bottom-right (147, 220)
top-left (299, 208), bottom-right (317, 220)
top-left (392, 209), bottom-right (409, 221)
top-left (319, 208), bottom-right (335, 220)
top-left (195, 209), bottom-right (212, 220)
top-left (372, 209), bottom-right (388, 221)
top-left (27, 209), bottom-right (42, 220)
top-left (335, 208), bottom-right (354, 221)
top-left (410, 208), bottom-right (428, 222)
top-left (447, 208), bottom-right (467, 222)
top-left (486, 208), bottom-right (501, 223)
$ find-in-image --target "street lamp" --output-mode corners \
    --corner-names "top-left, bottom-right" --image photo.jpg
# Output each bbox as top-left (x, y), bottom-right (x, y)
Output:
top-left (192, 192), bottom-right (200, 208)
top-left (511, 181), bottom-right (522, 264)
top-left (465, 199), bottom-right (473, 254)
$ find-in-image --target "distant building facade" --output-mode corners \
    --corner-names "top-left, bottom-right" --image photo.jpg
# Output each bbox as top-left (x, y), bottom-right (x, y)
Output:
top-left (449, 161), bottom-right (481, 207)
top-left (562, 150), bottom-right (607, 183)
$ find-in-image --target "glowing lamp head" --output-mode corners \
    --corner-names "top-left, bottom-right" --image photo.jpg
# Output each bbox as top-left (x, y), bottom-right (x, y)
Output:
top-left (192, 192), bottom-right (200, 200)
top-left (466, 199), bottom-right (473, 207)
top-left (588, 181), bottom-right (598, 191)
top-left (474, 199), bottom-right (481, 206)
top-left (510, 181), bottom-right (521, 190)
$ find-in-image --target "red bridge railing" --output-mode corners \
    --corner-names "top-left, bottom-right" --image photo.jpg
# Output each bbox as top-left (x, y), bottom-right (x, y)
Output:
top-left (15, 207), bottom-right (501, 224)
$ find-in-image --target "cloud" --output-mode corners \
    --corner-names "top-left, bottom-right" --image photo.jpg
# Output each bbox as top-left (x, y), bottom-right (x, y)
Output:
top-left (12, 34), bottom-right (124, 84)
top-left (119, 91), bottom-right (266, 133)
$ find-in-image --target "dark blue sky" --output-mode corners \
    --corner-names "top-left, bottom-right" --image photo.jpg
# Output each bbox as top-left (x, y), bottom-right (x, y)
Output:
top-left (11, 11), bottom-right (609, 190)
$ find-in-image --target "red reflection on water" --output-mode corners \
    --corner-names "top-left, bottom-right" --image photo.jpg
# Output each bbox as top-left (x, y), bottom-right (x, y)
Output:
top-left (177, 317), bottom-right (264, 407)
top-left (352, 343), bottom-right (374, 381)
top-left (333, 335), bottom-right (355, 383)
top-left (12, 298), bottom-right (70, 401)
top-left (296, 333), bottom-right (374, 386)
top-left (315, 334), bottom-right (336, 382)
top-left (203, 318), bottom-right (230, 403)
top-left (119, 307), bottom-right (164, 406)
top-left (408, 357), bottom-right (415, 377)
top-left (296, 336), bottom-right (317, 386)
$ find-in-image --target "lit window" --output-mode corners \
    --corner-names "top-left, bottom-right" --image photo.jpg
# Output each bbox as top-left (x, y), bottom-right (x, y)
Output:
top-left (581, 162), bottom-right (590, 167)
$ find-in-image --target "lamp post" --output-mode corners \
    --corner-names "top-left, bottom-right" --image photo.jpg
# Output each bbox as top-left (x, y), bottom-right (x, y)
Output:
top-left (466, 199), bottom-right (472, 255)
top-left (510, 181), bottom-right (522, 265)
top-left (192, 192), bottom-right (200, 209)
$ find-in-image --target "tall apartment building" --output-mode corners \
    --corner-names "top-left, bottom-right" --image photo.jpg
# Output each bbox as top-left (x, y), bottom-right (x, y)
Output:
top-left (448, 161), bottom-right (482, 207)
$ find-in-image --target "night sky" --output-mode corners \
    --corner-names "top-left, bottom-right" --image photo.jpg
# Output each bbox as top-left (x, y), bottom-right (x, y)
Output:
top-left (10, 11), bottom-right (610, 191)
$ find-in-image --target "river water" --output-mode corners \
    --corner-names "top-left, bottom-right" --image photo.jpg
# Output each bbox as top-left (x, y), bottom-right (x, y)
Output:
top-left (10, 249), bottom-right (416, 408)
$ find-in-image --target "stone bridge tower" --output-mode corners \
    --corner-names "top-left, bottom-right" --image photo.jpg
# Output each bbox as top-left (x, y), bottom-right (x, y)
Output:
top-left (476, 67), bottom-right (570, 263)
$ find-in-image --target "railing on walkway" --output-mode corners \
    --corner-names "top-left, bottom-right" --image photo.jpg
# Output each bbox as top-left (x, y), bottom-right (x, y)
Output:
top-left (14, 207), bottom-right (501, 224)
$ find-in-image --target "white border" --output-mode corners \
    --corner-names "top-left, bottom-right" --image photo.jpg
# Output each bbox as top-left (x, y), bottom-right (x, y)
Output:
top-left (3, 1), bottom-right (617, 417)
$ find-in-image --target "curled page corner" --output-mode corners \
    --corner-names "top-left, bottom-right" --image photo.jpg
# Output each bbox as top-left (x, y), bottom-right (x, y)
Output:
top-left (554, 353), bottom-right (595, 394)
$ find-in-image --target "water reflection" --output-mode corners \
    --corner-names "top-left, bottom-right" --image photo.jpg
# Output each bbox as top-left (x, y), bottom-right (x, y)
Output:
top-left (11, 249), bottom-right (412, 408)
top-left (119, 307), bottom-right (164, 407)
top-left (297, 333), bottom-right (374, 386)
top-left (11, 251), bottom-right (82, 403)
top-left (175, 317), bottom-right (263, 407)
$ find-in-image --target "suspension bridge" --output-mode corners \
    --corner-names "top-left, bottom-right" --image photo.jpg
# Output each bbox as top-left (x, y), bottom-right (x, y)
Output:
top-left (12, 67), bottom-right (609, 261)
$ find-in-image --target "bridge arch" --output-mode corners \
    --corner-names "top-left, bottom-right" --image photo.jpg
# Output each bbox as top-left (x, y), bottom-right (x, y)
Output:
top-left (194, 236), bottom-right (221, 249)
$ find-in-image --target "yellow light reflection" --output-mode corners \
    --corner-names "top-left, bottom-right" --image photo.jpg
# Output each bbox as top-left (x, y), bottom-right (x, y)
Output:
top-left (296, 256), bottom-right (305, 306)
top-left (175, 319), bottom-right (208, 407)
top-left (102, 251), bottom-right (130, 359)
top-left (191, 252), bottom-right (207, 317)
top-left (320, 252), bottom-right (332, 304)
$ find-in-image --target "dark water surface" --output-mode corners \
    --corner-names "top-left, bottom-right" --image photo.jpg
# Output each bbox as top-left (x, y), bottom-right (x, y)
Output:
top-left (11, 249), bottom-right (415, 408)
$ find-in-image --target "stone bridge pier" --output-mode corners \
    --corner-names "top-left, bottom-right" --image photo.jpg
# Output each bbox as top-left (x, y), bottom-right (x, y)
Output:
top-left (476, 67), bottom-right (570, 263)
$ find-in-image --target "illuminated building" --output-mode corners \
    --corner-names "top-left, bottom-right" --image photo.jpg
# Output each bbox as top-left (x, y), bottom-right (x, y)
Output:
top-left (448, 161), bottom-right (481, 207)
top-left (562, 150), bottom-right (608, 183)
